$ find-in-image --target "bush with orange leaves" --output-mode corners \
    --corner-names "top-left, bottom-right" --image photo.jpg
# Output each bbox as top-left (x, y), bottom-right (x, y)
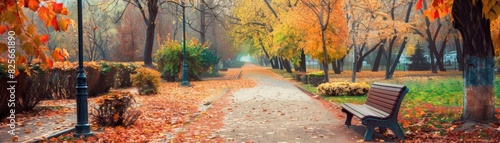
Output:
top-left (91, 92), bottom-right (141, 127)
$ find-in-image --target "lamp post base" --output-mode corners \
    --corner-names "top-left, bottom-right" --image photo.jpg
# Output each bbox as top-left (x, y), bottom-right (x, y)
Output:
top-left (181, 64), bottom-right (190, 87)
top-left (74, 124), bottom-right (93, 138)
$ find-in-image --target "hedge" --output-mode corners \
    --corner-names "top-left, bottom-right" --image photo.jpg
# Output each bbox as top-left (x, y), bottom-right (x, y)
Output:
top-left (0, 62), bottom-right (141, 119)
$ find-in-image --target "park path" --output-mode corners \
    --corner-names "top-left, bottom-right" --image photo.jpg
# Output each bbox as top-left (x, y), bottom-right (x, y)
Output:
top-left (216, 64), bottom-right (363, 143)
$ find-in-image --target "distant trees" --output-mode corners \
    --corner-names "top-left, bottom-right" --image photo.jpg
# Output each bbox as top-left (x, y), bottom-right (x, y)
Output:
top-left (408, 46), bottom-right (431, 71)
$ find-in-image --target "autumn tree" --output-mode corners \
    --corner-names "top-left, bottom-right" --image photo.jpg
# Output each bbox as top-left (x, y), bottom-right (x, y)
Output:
top-left (83, 3), bottom-right (118, 61)
top-left (299, 0), bottom-right (348, 82)
top-left (413, 1), bottom-right (455, 73)
top-left (417, 0), bottom-right (498, 124)
top-left (345, 0), bottom-right (386, 81)
top-left (113, 6), bottom-right (145, 61)
top-left (228, 0), bottom-right (280, 69)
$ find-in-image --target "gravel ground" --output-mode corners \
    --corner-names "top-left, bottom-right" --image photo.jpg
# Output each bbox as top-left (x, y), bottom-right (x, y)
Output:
top-left (216, 64), bottom-right (364, 143)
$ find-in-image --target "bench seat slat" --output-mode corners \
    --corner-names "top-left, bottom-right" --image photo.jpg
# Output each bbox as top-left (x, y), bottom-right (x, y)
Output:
top-left (342, 103), bottom-right (389, 119)
top-left (364, 104), bottom-right (390, 117)
top-left (370, 84), bottom-right (404, 92)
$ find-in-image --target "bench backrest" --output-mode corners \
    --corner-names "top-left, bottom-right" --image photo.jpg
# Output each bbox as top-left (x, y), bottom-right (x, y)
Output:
top-left (365, 82), bottom-right (409, 117)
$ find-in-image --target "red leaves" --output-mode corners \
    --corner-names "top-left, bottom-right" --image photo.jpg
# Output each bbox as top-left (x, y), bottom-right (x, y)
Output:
top-left (416, 0), bottom-right (423, 10)
top-left (0, 25), bottom-right (7, 34)
top-left (40, 34), bottom-right (49, 44)
top-left (51, 16), bottom-right (59, 31)
top-left (52, 2), bottom-right (63, 13)
top-left (433, 10), bottom-right (440, 19)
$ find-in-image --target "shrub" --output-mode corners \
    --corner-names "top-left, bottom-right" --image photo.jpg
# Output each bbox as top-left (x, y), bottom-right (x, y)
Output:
top-left (132, 68), bottom-right (161, 95)
top-left (113, 63), bottom-right (140, 88)
top-left (91, 92), bottom-right (142, 127)
top-left (155, 39), bottom-right (220, 81)
top-left (307, 71), bottom-right (326, 86)
top-left (0, 63), bottom-right (48, 119)
top-left (348, 82), bottom-right (370, 96)
top-left (317, 82), bottom-right (370, 96)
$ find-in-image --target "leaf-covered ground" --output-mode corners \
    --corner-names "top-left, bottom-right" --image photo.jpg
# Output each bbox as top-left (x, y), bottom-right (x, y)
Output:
top-left (2, 69), bottom-right (254, 142)
top-left (273, 69), bottom-right (500, 142)
top-left (83, 71), bottom-right (254, 142)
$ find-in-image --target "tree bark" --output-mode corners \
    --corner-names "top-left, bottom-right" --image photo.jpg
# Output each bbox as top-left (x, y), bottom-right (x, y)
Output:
top-left (356, 42), bottom-right (380, 72)
top-left (454, 36), bottom-right (464, 71)
top-left (372, 40), bottom-right (386, 71)
top-left (283, 59), bottom-right (292, 73)
top-left (272, 57), bottom-right (279, 69)
top-left (140, 0), bottom-right (159, 68)
top-left (300, 50), bottom-right (306, 72)
top-left (332, 61), bottom-right (341, 74)
top-left (279, 57), bottom-right (284, 70)
top-left (452, 0), bottom-right (496, 123)
top-left (199, 3), bottom-right (206, 45)
top-left (144, 22), bottom-right (156, 68)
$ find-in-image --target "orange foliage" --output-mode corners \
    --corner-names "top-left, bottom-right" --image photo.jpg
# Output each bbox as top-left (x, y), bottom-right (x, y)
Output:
top-left (291, 0), bottom-right (348, 61)
top-left (0, 0), bottom-right (73, 71)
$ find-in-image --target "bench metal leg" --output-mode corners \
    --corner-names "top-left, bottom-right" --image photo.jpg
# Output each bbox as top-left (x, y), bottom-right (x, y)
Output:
top-left (343, 110), bottom-right (353, 127)
top-left (379, 127), bottom-right (387, 134)
top-left (388, 123), bottom-right (405, 141)
top-left (364, 125), bottom-right (374, 141)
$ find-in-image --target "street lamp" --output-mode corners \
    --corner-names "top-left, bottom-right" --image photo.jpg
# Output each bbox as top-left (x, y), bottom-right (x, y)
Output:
top-left (180, 0), bottom-right (190, 86)
top-left (74, 0), bottom-right (92, 138)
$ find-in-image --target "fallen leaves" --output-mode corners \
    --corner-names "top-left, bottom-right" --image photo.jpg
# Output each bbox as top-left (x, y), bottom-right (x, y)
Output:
top-left (11, 136), bottom-right (19, 142)
top-left (78, 73), bottom-right (256, 142)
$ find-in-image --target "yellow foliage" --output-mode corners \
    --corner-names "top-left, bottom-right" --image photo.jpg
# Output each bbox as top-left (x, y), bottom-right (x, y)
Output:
top-left (132, 68), bottom-right (161, 95)
top-left (317, 82), bottom-right (370, 96)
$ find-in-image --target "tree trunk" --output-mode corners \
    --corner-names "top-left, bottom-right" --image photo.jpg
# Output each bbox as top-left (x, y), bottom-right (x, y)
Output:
top-left (339, 57), bottom-right (345, 72)
top-left (144, 23), bottom-right (156, 68)
top-left (199, 3), bottom-right (206, 45)
top-left (437, 40), bottom-right (447, 71)
top-left (428, 45), bottom-right (437, 73)
top-left (455, 36), bottom-right (464, 71)
top-left (385, 37), bottom-right (395, 79)
top-left (452, 0), bottom-right (496, 123)
top-left (142, 0), bottom-right (159, 68)
top-left (386, 1), bottom-right (413, 79)
top-left (372, 41), bottom-right (385, 71)
top-left (279, 57), bottom-right (284, 70)
top-left (300, 50), bottom-right (306, 72)
top-left (332, 61), bottom-right (341, 74)
top-left (283, 59), bottom-right (292, 73)
top-left (356, 42), bottom-right (380, 72)
top-left (272, 57), bottom-right (279, 69)
top-left (321, 30), bottom-right (330, 82)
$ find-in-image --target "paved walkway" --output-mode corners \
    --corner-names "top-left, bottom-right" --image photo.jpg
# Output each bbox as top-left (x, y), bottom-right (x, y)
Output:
top-left (216, 64), bottom-right (364, 142)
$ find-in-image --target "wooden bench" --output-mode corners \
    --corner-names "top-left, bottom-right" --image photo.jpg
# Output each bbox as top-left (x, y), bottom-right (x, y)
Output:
top-left (341, 82), bottom-right (409, 141)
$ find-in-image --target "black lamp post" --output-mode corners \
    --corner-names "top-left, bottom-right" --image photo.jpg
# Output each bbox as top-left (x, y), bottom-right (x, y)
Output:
top-left (74, 0), bottom-right (93, 138)
top-left (180, 1), bottom-right (190, 87)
